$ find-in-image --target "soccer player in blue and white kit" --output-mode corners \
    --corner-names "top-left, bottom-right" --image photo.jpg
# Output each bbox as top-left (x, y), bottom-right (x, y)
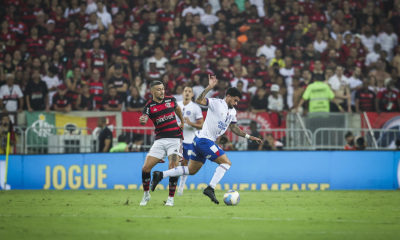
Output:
top-left (176, 86), bottom-right (204, 195)
top-left (151, 75), bottom-right (262, 204)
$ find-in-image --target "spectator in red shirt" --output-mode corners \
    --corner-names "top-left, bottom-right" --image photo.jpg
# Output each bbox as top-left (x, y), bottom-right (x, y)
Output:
top-left (25, 26), bottom-right (44, 58)
top-left (0, 20), bottom-right (17, 53)
top-left (84, 12), bottom-right (104, 40)
top-left (355, 77), bottom-right (376, 113)
top-left (157, 0), bottom-right (175, 24)
top-left (103, 86), bottom-right (122, 111)
top-left (191, 58), bottom-right (214, 81)
top-left (235, 80), bottom-right (251, 111)
top-left (86, 38), bottom-right (108, 77)
top-left (339, 34), bottom-right (353, 64)
top-left (52, 84), bottom-right (72, 113)
top-left (67, 47), bottom-right (89, 75)
top-left (107, 13), bottom-right (127, 49)
top-left (171, 41), bottom-right (195, 76)
top-left (88, 68), bottom-right (104, 110)
top-left (376, 79), bottom-right (400, 112)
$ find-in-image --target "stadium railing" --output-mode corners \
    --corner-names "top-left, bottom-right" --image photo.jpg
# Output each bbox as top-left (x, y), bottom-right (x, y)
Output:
top-left (13, 126), bottom-right (400, 154)
top-left (313, 128), bottom-right (400, 150)
top-left (228, 128), bottom-right (314, 150)
top-left (24, 126), bottom-right (96, 154)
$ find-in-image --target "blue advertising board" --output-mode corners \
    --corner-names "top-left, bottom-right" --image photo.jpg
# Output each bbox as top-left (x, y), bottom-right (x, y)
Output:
top-left (2, 151), bottom-right (399, 190)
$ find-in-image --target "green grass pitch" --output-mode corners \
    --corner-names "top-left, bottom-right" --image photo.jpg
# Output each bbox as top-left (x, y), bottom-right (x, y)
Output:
top-left (0, 190), bottom-right (399, 240)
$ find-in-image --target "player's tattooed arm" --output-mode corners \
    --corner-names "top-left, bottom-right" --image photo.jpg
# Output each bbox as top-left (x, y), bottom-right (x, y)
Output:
top-left (196, 75), bottom-right (218, 105)
top-left (229, 123), bottom-right (246, 137)
top-left (195, 88), bottom-right (211, 106)
top-left (229, 123), bottom-right (263, 143)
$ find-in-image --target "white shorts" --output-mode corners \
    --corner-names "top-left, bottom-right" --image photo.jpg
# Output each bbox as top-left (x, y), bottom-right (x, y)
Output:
top-left (147, 138), bottom-right (182, 160)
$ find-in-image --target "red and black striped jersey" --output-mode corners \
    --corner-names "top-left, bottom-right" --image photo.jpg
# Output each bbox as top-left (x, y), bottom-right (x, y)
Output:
top-left (143, 96), bottom-right (182, 140)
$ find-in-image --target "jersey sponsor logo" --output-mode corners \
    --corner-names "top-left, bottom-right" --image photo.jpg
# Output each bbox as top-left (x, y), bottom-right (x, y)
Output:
top-left (155, 112), bottom-right (175, 124)
top-left (218, 120), bottom-right (227, 130)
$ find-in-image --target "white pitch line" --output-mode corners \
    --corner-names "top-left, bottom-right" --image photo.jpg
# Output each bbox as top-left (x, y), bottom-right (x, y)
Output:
top-left (0, 213), bottom-right (390, 224)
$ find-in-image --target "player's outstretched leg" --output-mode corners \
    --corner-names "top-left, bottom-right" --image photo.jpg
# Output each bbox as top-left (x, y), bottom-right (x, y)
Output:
top-left (151, 171), bottom-right (163, 191)
top-left (203, 185), bottom-right (219, 204)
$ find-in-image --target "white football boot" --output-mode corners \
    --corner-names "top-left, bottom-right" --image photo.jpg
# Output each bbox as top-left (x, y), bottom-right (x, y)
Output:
top-left (165, 196), bottom-right (174, 206)
top-left (139, 191), bottom-right (151, 206)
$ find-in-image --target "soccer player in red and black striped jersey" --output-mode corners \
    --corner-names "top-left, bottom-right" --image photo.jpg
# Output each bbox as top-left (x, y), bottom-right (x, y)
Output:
top-left (139, 80), bottom-right (184, 207)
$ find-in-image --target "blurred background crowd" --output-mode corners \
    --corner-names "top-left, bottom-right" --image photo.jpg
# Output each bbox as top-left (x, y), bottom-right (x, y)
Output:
top-left (0, 0), bottom-right (400, 117)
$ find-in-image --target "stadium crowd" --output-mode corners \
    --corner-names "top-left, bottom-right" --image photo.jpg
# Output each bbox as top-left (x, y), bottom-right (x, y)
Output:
top-left (0, 0), bottom-right (400, 118)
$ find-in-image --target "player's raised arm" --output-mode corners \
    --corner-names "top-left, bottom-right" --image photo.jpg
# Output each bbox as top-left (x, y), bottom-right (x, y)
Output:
top-left (229, 123), bottom-right (262, 144)
top-left (195, 75), bottom-right (218, 106)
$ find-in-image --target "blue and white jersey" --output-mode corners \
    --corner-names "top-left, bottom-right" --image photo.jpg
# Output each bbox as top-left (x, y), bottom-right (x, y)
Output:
top-left (177, 101), bottom-right (203, 144)
top-left (196, 98), bottom-right (237, 142)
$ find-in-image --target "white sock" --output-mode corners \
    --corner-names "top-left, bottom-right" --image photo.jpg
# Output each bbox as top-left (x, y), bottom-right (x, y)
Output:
top-left (179, 175), bottom-right (188, 189)
top-left (163, 166), bottom-right (189, 178)
top-left (209, 163), bottom-right (230, 189)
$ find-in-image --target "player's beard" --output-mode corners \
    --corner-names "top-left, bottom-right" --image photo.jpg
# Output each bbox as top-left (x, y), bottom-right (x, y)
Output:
top-left (155, 94), bottom-right (164, 102)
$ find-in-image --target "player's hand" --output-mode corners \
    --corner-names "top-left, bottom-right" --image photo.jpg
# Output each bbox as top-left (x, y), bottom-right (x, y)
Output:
top-left (139, 115), bottom-right (148, 125)
top-left (184, 117), bottom-right (191, 126)
top-left (179, 121), bottom-right (184, 130)
top-left (250, 136), bottom-right (263, 144)
top-left (208, 75), bottom-right (218, 88)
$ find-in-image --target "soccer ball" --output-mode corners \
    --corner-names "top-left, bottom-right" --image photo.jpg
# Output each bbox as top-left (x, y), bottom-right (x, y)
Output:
top-left (223, 190), bottom-right (240, 206)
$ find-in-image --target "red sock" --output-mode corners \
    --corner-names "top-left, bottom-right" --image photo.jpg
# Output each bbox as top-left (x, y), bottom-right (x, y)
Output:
top-left (169, 177), bottom-right (178, 197)
top-left (142, 171), bottom-right (150, 191)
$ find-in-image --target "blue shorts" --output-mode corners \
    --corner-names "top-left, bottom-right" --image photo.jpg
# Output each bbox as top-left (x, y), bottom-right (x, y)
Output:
top-left (182, 142), bottom-right (194, 160)
top-left (190, 136), bottom-right (225, 164)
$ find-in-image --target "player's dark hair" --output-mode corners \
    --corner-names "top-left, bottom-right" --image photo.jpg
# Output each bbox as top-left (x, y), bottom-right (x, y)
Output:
top-left (150, 80), bottom-right (164, 88)
top-left (226, 87), bottom-right (242, 99)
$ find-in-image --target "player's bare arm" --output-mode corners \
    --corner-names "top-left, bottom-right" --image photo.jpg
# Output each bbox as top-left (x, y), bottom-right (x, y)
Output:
top-left (185, 117), bottom-right (204, 129)
top-left (195, 75), bottom-right (218, 106)
top-left (175, 105), bottom-right (185, 129)
top-left (229, 123), bottom-right (262, 143)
